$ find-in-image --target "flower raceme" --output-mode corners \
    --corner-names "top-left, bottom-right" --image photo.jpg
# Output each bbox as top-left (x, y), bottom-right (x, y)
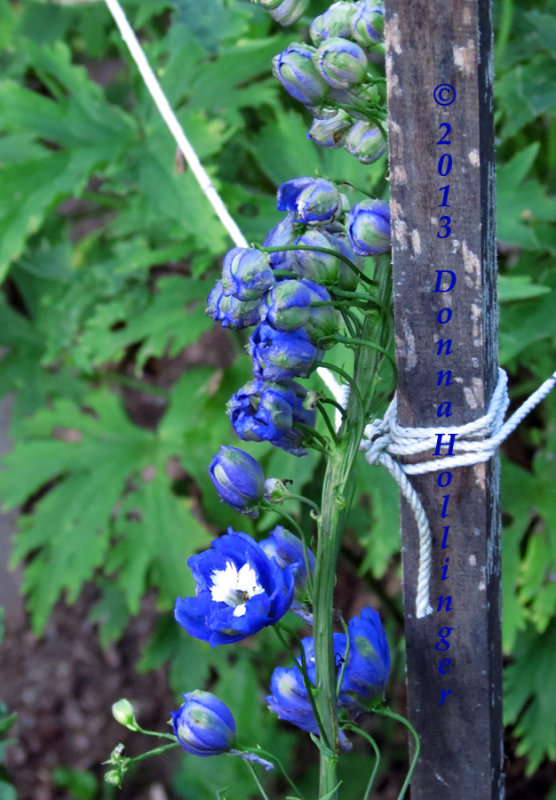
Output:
top-left (209, 446), bottom-right (264, 517)
top-left (172, 691), bottom-right (236, 757)
top-left (174, 530), bottom-right (296, 646)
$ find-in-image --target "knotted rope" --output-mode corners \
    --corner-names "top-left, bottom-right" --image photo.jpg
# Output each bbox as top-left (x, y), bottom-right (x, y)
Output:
top-left (318, 366), bottom-right (556, 619)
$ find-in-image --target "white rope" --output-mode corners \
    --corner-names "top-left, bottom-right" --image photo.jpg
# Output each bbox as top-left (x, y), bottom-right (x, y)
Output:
top-left (354, 367), bottom-right (556, 619)
top-left (103, 0), bottom-right (338, 394)
top-left (103, 0), bottom-right (248, 249)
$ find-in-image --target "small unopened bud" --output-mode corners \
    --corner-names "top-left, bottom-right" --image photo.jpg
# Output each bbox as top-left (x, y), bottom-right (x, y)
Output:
top-left (112, 699), bottom-right (139, 731)
top-left (264, 478), bottom-right (289, 504)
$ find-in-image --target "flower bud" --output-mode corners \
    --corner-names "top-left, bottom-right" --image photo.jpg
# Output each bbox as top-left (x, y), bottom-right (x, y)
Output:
top-left (209, 446), bottom-right (264, 517)
top-left (256, 0), bottom-right (284, 8)
top-left (272, 43), bottom-right (328, 106)
top-left (326, 231), bottom-right (365, 290)
top-left (315, 37), bottom-right (368, 89)
top-left (263, 212), bottom-right (300, 271)
top-left (172, 691), bottom-right (236, 756)
top-left (112, 699), bottom-right (138, 730)
top-left (309, 2), bottom-right (358, 46)
top-left (263, 478), bottom-right (289, 503)
top-left (206, 280), bottom-right (261, 329)
top-left (249, 323), bottom-right (322, 381)
top-left (350, 1), bottom-right (385, 46)
top-left (347, 199), bottom-right (391, 256)
top-left (221, 247), bottom-right (274, 301)
top-left (329, 83), bottom-right (378, 119)
top-left (340, 608), bottom-right (390, 708)
top-left (260, 525), bottom-right (315, 592)
top-left (261, 279), bottom-right (338, 340)
top-left (227, 379), bottom-right (317, 456)
top-left (293, 229), bottom-right (342, 283)
top-left (345, 120), bottom-right (386, 163)
top-left (277, 177), bottom-right (341, 225)
top-left (307, 110), bottom-right (352, 149)
top-left (267, 0), bottom-right (309, 25)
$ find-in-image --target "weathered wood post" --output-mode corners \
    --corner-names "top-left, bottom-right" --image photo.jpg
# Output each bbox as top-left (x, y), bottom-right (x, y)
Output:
top-left (383, 1), bottom-right (504, 797)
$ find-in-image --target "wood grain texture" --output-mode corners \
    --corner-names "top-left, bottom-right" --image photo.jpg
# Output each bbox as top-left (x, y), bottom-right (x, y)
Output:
top-left (383, 1), bottom-right (504, 797)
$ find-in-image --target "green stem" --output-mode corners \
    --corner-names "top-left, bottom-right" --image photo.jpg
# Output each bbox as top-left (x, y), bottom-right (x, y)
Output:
top-left (374, 707), bottom-right (420, 799)
top-left (244, 760), bottom-right (270, 800)
top-left (273, 626), bottom-right (330, 749)
top-left (239, 747), bottom-right (306, 800)
top-left (319, 335), bottom-right (396, 374)
top-left (127, 742), bottom-right (179, 765)
top-left (316, 401), bottom-right (340, 445)
top-left (342, 723), bottom-right (381, 800)
top-left (312, 255), bottom-right (393, 800)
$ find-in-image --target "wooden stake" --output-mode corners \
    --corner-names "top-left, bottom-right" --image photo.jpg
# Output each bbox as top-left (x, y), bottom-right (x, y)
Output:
top-left (384, 1), bottom-right (504, 796)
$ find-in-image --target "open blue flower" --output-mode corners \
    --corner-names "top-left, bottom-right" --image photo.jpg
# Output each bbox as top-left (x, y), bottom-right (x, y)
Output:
top-left (172, 691), bottom-right (236, 756)
top-left (227, 379), bottom-right (317, 456)
top-left (175, 530), bottom-right (296, 646)
top-left (266, 634), bottom-right (347, 734)
top-left (341, 607), bottom-right (390, 708)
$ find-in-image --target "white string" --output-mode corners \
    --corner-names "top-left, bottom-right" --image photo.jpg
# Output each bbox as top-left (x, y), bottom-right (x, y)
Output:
top-left (103, 0), bottom-right (248, 249)
top-left (103, 0), bottom-right (339, 394)
top-left (353, 367), bottom-right (556, 619)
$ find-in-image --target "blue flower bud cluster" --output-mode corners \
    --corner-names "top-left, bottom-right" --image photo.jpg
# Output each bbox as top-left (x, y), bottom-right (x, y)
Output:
top-left (206, 176), bottom-right (390, 456)
top-left (270, 1), bottom-right (386, 164)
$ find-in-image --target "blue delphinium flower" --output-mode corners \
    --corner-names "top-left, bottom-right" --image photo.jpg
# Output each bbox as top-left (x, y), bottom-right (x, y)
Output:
top-left (341, 607), bottom-right (391, 708)
top-left (345, 121), bottom-right (386, 164)
top-left (347, 198), bottom-right (391, 255)
top-left (277, 177), bottom-right (341, 225)
top-left (221, 247), bottom-right (275, 301)
top-left (307, 110), bottom-right (353, 149)
top-left (262, 212), bottom-right (301, 272)
top-left (260, 525), bottom-right (315, 593)
top-left (315, 37), bottom-right (369, 90)
top-left (266, 634), bottom-right (347, 734)
top-left (265, 0), bottom-right (309, 25)
top-left (293, 228), bottom-right (348, 284)
top-left (272, 43), bottom-right (328, 107)
top-left (310, 2), bottom-right (358, 46)
top-left (248, 323), bottom-right (322, 381)
top-left (350, 1), bottom-right (384, 46)
top-left (175, 530), bottom-right (296, 646)
top-left (206, 280), bottom-right (261, 329)
top-left (227, 378), bottom-right (317, 456)
top-left (209, 446), bottom-right (264, 517)
top-left (172, 691), bottom-right (236, 756)
top-left (261, 279), bottom-right (338, 340)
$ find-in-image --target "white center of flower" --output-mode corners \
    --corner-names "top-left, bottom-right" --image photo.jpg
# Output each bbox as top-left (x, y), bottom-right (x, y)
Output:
top-left (210, 560), bottom-right (264, 617)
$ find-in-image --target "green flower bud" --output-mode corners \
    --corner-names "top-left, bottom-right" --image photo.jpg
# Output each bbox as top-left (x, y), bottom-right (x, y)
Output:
top-left (112, 699), bottom-right (139, 731)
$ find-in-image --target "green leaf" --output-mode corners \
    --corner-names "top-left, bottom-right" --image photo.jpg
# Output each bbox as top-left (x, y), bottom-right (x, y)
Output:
top-left (107, 471), bottom-right (212, 613)
top-left (496, 58), bottom-right (556, 140)
top-left (504, 620), bottom-right (556, 773)
top-left (0, 391), bottom-right (157, 633)
top-left (497, 275), bottom-right (551, 302)
top-left (0, 150), bottom-right (106, 281)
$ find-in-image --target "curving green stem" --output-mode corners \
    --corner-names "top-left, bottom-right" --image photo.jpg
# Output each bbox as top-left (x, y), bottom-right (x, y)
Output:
top-left (373, 707), bottom-right (420, 800)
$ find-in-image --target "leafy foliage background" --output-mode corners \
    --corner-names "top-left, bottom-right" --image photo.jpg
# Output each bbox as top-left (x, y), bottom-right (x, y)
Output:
top-left (0, 0), bottom-right (555, 796)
